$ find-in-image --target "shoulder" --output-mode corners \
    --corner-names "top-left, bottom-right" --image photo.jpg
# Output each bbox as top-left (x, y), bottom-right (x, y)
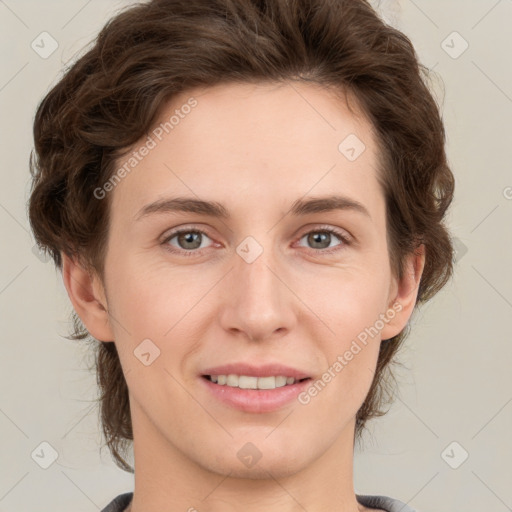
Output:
top-left (356, 493), bottom-right (420, 512)
top-left (101, 492), bottom-right (133, 512)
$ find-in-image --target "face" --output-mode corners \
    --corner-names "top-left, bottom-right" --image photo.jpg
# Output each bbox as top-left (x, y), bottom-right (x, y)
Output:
top-left (68, 81), bottom-right (423, 480)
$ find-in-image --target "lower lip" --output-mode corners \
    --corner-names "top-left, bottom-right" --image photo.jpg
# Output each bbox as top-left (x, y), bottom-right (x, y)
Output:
top-left (200, 376), bottom-right (312, 413)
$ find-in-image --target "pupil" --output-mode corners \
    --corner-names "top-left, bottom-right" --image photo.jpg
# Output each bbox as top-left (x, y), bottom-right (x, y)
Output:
top-left (309, 232), bottom-right (329, 249)
top-left (180, 232), bottom-right (201, 249)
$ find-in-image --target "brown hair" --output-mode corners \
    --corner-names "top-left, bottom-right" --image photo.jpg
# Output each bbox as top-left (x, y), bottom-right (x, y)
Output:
top-left (28, 0), bottom-right (455, 472)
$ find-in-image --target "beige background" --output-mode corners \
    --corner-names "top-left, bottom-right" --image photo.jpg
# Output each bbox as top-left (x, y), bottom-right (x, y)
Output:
top-left (0, 1), bottom-right (511, 511)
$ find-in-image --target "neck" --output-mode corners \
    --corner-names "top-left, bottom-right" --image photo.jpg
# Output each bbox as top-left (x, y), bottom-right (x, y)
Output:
top-left (126, 400), bottom-right (364, 512)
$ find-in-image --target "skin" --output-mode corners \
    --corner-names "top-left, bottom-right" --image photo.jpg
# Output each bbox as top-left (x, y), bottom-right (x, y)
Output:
top-left (62, 81), bottom-right (425, 512)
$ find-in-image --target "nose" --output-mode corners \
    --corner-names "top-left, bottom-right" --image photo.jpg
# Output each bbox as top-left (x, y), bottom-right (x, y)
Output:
top-left (218, 239), bottom-right (298, 342)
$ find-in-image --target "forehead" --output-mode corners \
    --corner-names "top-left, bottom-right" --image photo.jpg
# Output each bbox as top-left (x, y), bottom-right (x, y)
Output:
top-left (109, 81), bottom-right (383, 224)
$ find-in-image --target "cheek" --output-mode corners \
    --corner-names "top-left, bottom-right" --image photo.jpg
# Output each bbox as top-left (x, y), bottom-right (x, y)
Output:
top-left (307, 269), bottom-right (388, 391)
top-left (105, 250), bottom-right (194, 334)
top-left (308, 266), bottom-right (391, 338)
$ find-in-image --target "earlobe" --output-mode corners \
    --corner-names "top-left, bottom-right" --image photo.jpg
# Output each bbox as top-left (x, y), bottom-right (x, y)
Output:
top-left (380, 244), bottom-right (426, 341)
top-left (61, 252), bottom-right (114, 342)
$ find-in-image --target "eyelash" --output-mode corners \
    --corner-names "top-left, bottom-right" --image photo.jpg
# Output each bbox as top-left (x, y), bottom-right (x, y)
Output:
top-left (161, 225), bottom-right (352, 258)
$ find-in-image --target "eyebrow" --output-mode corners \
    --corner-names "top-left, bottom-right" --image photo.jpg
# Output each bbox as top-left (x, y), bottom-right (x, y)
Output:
top-left (134, 194), bottom-right (371, 221)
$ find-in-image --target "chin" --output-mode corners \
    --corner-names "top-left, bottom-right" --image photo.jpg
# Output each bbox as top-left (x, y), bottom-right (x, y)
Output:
top-left (206, 452), bottom-right (310, 480)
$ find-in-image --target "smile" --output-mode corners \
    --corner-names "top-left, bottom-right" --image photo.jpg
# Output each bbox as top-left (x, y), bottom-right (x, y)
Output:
top-left (200, 375), bottom-right (313, 413)
top-left (203, 374), bottom-right (310, 389)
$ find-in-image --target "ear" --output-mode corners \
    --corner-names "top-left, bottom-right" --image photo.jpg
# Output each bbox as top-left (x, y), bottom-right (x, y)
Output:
top-left (380, 244), bottom-right (426, 341)
top-left (61, 252), bottom-right (114, 342)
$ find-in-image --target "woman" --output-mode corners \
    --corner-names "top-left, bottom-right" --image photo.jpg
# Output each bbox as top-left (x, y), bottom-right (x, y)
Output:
top-left (28, 0), bottom-right (454, 511)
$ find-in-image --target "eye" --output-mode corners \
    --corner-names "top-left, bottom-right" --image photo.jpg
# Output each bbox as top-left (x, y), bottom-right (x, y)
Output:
top-left (161, 225), bottom-right (351, 258)
top-left (162, 228), bottom-right (214, 257)
top-left (296, 226), bottom-right (351, 255)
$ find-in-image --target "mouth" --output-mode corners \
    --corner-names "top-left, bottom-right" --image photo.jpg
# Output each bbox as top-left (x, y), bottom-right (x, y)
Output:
top-left (202, 374), bottom-right (311, 390)
top-left (199, 372), bottom-right (313, 413)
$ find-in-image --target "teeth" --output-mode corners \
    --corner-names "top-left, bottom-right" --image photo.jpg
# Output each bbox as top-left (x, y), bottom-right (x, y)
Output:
top-left (208, 374), bottom-right (301, 389)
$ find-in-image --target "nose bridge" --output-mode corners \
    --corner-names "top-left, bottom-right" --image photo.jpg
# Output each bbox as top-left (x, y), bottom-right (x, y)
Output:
top-left (221, 233), bottom-right (295, 340)
top-left (236, 233), bottom-right (285, 307)
top-left (238, 239), bottom-right (279, 296)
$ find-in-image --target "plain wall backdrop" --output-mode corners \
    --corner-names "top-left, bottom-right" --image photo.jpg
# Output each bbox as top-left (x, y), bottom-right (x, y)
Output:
top-left (0, 1), bottom-right (511, 511)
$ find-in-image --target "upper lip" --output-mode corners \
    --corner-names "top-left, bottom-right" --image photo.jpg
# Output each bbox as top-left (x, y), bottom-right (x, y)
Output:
top-left (201, 363), bottom-right (311, 380)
